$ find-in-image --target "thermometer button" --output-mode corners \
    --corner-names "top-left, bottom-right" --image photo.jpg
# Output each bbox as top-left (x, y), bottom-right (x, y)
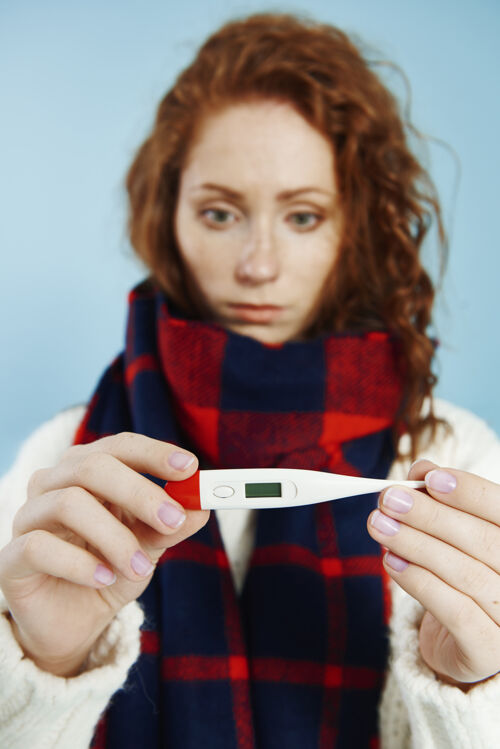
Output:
top-left (213, 485), bottom-right (235, 499)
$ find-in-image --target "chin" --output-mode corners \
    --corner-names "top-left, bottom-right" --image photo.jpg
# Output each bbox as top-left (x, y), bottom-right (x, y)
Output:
top-left (227, 322), bottom-right (296, 346)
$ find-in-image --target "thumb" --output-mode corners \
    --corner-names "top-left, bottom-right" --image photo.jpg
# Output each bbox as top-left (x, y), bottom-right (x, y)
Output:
top-left (419, 610), bottom-right (446, 669)
top-left (408, 458), bottom-right (438, 481)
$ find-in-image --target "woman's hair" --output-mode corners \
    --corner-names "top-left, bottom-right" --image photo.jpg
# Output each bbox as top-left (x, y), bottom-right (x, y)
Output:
top-left (126, 12), bottom-right (448, 459)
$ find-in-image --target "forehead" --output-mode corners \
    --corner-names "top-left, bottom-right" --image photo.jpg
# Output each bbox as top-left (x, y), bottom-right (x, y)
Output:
top-left (181, 100), bottom-right (337, 192)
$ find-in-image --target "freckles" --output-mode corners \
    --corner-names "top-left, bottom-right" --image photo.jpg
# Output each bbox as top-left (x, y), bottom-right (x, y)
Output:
top-left (304, 241), bottom-right (337, 278)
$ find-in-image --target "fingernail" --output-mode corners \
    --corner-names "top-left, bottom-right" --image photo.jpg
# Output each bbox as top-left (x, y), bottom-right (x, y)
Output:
top-left (131, 551), bottom-right (155, 577)
top-left (169, 452), bottom-right (195, 470)
top-left (370, 509), bottom-right (400, 535)
top-left (94, 564), bottom-right (116, 586)
top-left (385, 552), bottom-right (409, 572)
top-left (425, 469), bottom-right (457, 493)
top-left (382, 487), bottom-right (414, 513)
top-left (158, 501), bottom-right (186, 529)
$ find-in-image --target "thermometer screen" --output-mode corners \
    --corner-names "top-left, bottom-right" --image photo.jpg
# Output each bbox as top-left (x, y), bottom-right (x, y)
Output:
top-left (245, 482), bottom-right (282, 499)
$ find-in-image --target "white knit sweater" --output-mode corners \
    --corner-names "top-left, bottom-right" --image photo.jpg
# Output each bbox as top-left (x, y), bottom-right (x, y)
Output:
top-left (1, 399), bottom-right (500, 749)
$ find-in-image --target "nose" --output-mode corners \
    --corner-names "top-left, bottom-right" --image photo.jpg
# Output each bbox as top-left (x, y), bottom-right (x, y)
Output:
top-left (234, 220), bottom-right (280, 285)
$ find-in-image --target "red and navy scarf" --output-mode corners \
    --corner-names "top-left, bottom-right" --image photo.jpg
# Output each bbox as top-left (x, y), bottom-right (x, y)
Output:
top-left (77, 279), bottom-right (404, 749)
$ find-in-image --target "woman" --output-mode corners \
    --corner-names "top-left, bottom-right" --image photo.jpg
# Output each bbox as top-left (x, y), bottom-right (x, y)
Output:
top-left (1, 12), bottom-right (500, 749)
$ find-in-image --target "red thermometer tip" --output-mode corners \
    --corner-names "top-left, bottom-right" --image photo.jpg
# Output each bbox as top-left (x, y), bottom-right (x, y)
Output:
top-left (165, 470), bottom-right (202, 510)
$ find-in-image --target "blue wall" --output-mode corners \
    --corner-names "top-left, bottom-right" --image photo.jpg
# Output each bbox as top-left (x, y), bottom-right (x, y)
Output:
top-left (1, 0), bottom-right (499, 473)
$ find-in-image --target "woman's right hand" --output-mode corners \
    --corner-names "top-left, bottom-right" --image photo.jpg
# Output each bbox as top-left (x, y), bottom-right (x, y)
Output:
top-left (0, 433), bottom-right (208, 677)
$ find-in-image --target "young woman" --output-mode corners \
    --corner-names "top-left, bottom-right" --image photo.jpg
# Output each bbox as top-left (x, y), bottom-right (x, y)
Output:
top-left (1, 12), bottom-right (500, 749)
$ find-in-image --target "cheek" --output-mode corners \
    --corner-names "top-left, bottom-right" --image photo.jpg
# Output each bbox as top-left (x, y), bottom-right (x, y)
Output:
top-left (293, 237), bottom-right (337, 295)
top-left (180, 238), bottom-right (232, 299)
top-left (184, 251), bottom-right (218, 290)
top-left (176, 220), bottom-right (214, 278)
top-left (178, 230), bottom-right (244, 297)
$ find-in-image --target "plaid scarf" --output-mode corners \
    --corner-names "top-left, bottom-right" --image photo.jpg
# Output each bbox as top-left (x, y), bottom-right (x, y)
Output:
top-left (76, 279), bottom-right (404, 749)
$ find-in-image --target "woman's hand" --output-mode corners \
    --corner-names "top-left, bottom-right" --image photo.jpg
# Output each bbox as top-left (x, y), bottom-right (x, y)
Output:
top-left (367, 459), bottom-right (500, 687)
top-left (0, 433), bottom-right (209, 676)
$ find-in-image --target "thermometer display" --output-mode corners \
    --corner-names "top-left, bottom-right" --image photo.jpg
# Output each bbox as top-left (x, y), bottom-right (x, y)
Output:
top-left (245, 482), bottom-right (282, 499)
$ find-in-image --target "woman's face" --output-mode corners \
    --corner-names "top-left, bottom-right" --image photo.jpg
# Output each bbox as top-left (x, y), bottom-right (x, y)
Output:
top-left (174, 100), bottom-right (342, 344)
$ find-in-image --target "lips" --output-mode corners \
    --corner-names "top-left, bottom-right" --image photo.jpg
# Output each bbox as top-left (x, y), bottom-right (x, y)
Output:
top-left (227, 303), bottom-right (284, 324)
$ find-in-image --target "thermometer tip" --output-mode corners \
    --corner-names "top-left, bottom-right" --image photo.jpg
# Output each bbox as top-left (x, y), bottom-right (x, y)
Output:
top-left (165, 470), bottom-right (201, 510)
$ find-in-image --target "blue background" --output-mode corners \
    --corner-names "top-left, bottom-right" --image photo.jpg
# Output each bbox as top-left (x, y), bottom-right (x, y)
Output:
top-left (1, 0), bottom-right (499, 474)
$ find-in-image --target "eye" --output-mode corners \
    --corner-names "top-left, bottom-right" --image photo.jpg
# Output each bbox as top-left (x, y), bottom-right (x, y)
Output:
top-left (288, 212), bottom-right (323, 230)
top-left (200, 208), bottom-right (235, 227)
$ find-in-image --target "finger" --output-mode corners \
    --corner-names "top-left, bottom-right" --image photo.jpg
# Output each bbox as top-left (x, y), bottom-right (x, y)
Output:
top-left (380, 552), bottom-right (500, 682)
top-left (378, 483), bottom-right (500, 575)
top-left (12, 487), bottom-right (162, 583)
top-left (407, 458), bottom-right (438, 481)
top-left (27, 451), bottom-right (189, 537)
top-left (28, 431), bottom-right (198, 507)
top-left (63, 432), bottom-right (198, 481)
top-left (125, 508), bottom-right (210, 564)
top-left (423, 467), bottom-right (500, 526)
top-left (368, 509), bottom-right (500, 625)
top-left (0, 530), bottom-right (117, 590)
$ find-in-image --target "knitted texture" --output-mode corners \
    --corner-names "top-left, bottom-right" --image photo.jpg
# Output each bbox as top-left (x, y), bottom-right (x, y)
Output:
top-left (74, 279), bottom-right (404, 748)
top-left (0, 598), bottom-right (143, 749)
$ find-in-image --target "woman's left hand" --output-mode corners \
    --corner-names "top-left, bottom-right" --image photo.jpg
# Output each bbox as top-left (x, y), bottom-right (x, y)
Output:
top-left (367, 459), bottom-right (500, 687)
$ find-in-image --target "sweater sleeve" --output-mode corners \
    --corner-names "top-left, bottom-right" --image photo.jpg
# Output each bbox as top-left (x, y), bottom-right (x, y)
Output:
top-left (380, 398), bottom-right (500, 749)
top-left (0, 407), bottom-right (144, 749)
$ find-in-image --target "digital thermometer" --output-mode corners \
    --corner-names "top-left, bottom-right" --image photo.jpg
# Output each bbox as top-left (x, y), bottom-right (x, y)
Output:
top-left (165, 468), bottom-right (425, 510)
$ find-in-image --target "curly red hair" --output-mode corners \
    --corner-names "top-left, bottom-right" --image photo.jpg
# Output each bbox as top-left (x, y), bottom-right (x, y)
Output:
top-left (126, 12), bottom-right (448, 459)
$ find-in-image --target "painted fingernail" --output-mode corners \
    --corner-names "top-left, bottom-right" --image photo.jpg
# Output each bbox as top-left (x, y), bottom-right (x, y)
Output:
top-left (158, 501), bottom-right (186, 529)
top-left (370, 509), bottom-right (400, 535)
top-left (169, 451), bottom-right (195, 470)
top-left (385, 552), bottom-right (409, 572)
top-left (131, 551), bottom-right (155, 577)
top-left (425, 470), bottom-right (457, 493)
top-left (383, 487), bottom-right (414, 513)
top-left (94, 564), bottom-right (116, 586)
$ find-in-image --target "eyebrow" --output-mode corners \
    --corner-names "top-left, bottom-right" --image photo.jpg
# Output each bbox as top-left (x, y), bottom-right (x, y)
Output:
top-left (189, 182), bottom-right (334, 201)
